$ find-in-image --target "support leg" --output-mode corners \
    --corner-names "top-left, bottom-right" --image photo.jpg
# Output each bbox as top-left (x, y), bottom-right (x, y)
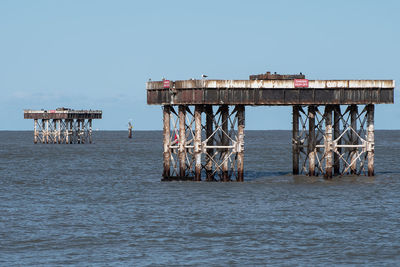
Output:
top-left (292, 105), bottom-right (300, 175)
top-left (237, 105), bottom-right (245, 182)
top-left (350, 105), bottom-right (358, 174)
top-left (89, 119), bottom-right (92, 144)
top-left (367, 104), bottom-right (375, 176)
top-left (308, 106), bottom-right (316, 176)
top-left (34, 119), bottom-right (38, 144)
top-left (333, 105), bottom-right (341, 175)
top-left (324, 105), bottom-right (333, 178)
top-left (45, 119), bottom-right (49, 144)
top-left (205, 105), bottom-right (214, 181)
top-left (163, 106), bottom-right (171, 179)
top-left (194, 105), bottom-right (202, 181)
top-left (178, 105), bottom-right (186, 178)
top-left (221, 105), bottom-right (229, 181)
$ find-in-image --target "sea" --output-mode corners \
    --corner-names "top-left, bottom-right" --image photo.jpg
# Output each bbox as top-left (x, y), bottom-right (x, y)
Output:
top-left (1, 130), bottom-right (400, 266)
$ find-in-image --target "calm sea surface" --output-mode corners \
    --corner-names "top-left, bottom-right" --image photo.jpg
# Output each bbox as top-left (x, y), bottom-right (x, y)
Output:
top-left (1, 130), bottom-right (400, 266)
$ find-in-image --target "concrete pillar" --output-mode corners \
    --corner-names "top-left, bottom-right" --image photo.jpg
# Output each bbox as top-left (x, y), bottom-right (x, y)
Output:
top-left (194, 105), bottom-right (202, 181)
top-left (178, 105), bottom-right (186, 178)
top-left (221, 105), bottom-right (229, 181)
top-left (163, 106), bottom-right (171, 179)
top-left (333, 105), bottom-right (341, 175)
top-left (205, 105), bottom-right (214, 181)
top-left (292, 105), bottom-right (300, 175)
top-left (308, 106), bottom-right (316, 176)
top-left (350, 105), bottom-right (358, 174)
top-left (367, 104), bottom-right (375, 176)
top-left (324, 105), bottom-right (333, 179)
top-left (237, 105), bottom-right (245, 182)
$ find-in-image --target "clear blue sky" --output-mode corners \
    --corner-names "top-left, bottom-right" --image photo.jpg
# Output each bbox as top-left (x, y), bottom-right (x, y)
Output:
top-left (1, 0), bottom-right (399, 130)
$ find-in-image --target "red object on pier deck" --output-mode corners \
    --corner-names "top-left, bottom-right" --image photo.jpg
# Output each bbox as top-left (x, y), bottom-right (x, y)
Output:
top-left (294, 79), bottom-right (309, 88)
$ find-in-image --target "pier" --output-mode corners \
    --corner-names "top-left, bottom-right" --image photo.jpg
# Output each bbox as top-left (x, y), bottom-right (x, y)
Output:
top-left (24, 108), bottom-right (102, 144)
top-left (147, 72), bottom-right (394, 181)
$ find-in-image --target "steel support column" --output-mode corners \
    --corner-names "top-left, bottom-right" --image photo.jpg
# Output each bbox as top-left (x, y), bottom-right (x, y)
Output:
top-left (178, 105), bottom-right (186, 178)
top-left (367, 104), bottom-right (375, 176)
top-left (308, 106), bottom-right (316, 176)
top-left (163, 105), bottom-right (171, 179)
top-left (205, 105), bottom-right (214, 181)
top-left (324, 105), bottom-right (333, 178)
top-left (194, 105), bottom-right (202, 181)
top-left (34, 119), bottom-right (38, 144)
top-left (333, 105), bottom-right (341, 175)
top-left (292, 105), bottom-right (300, 175)
top-left (237, 105), bottom-right (245, 182)
top-left (221, 105), bottom-right (229, 181)
top-left (350, 105), bottom-right (358, 174)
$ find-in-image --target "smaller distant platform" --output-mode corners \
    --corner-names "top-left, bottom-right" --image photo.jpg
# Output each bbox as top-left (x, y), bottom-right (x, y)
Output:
top-left (24, 108), bottom-right (102, 120)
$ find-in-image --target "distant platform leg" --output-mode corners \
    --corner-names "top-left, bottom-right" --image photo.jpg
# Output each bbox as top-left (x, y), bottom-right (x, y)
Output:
top-left (34, 119), bottom-right (38, 144)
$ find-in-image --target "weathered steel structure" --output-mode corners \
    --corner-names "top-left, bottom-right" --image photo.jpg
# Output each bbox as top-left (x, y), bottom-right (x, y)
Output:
top-left (24, 108), bottom-right (102, 144)
top-left (147, 72), bottom-right (394, 181)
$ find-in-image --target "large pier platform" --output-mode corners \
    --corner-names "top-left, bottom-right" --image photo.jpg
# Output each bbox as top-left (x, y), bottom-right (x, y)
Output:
top-left (147, 72), bottom-right (395, 181)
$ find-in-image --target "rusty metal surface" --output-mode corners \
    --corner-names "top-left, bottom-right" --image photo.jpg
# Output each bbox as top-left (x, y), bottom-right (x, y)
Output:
top-left (147, 79), bottom-right (395, 105)
top-left (24, 109), bottom-right (103, 119)
top-left (249, 71), bottom-right (305, 80)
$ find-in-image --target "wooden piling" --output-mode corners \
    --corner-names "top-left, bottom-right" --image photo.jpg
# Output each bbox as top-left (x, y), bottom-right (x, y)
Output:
top-left (194, 105), bottom-right (202, 181)
top-left (205, 105), bottom-right (214, 181)
top-left (178, 105), bottom-right (186, 178)
top-left (324, 105), bottom-right (333, 178)
top-left (308, 106), bottom-right (316, 176)
top-left (333, 105), bottom-right (341, 175)
top-left (350, 105), bottom-right (358, 174)
top-left (367, 104), bottom-right (374, 176)
top-left (163, 106), bottom-right (171, 179)
top-left (221, 105), bottom-right (229, 181)
top-left (237, 105), bottom-right (245, 182)
top-left (292, 105), bottom-right (300, 175)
